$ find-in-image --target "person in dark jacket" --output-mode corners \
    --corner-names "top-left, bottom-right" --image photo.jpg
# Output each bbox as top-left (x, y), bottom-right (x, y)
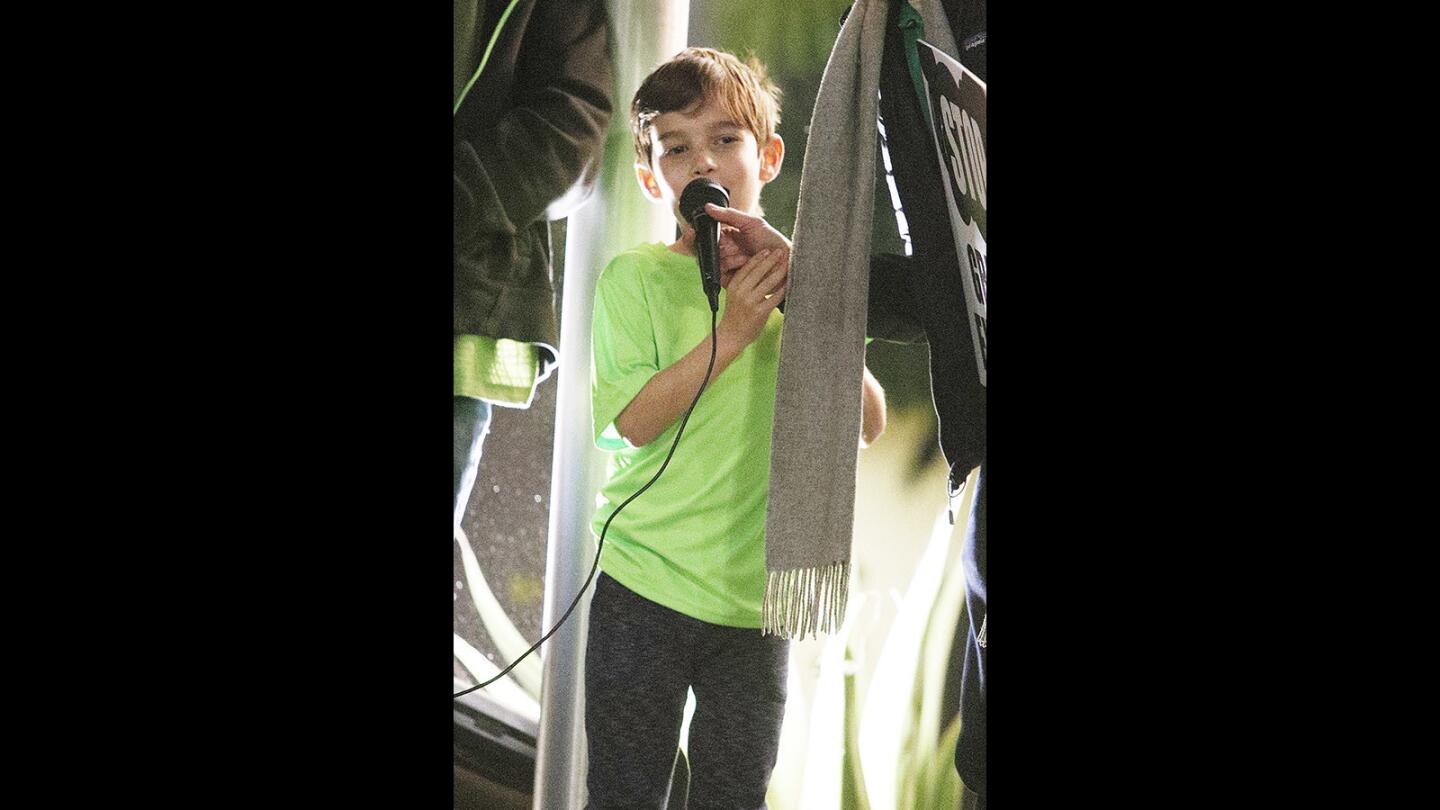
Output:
top-left (453, 0), bottom-right (613, 528)
top-left (870, 1), bottom-right (986, 804)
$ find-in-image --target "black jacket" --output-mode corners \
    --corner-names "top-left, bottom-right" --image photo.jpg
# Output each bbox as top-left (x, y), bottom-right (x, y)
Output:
top-left (867, 0), bottom-right (986, 797)
top-left (453, 0), bottom-right (613, 371)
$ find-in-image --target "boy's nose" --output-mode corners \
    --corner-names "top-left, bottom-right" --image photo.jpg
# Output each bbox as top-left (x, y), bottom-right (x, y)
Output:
top-left (692, 151), bottom-right (718, 175)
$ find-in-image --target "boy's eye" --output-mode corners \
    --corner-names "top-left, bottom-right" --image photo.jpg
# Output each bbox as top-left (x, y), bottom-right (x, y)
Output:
top-left (718, 135), bottom-right (739, 145)
top-left (665, 144), bottom-right (687, 156)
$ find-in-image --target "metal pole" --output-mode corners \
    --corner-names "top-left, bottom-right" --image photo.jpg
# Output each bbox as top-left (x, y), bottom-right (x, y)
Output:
top-left (534, 2), bottom-right (689, 807)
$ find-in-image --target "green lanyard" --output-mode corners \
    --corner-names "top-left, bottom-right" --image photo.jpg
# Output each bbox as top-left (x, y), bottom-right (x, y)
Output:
top-left (454, 0), bottom-right (522, 117)
top-left (896, 0), bottom-right (934, 133)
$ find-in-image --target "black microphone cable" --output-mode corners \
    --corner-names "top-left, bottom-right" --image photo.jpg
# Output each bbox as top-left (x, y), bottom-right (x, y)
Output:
top-left (454, 307), bottom-right (720, 699)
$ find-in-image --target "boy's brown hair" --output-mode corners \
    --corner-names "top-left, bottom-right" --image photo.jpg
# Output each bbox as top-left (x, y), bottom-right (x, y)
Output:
top-left (630, 47), bottom-right (783, 165)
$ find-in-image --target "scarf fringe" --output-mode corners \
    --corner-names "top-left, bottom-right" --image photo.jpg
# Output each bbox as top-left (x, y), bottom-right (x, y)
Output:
top-left (761, 560), bottom-right (851, 639)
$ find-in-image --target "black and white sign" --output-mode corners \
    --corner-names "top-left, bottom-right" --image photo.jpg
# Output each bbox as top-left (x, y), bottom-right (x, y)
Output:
top-left (919, 40), bottom-right (987, 387)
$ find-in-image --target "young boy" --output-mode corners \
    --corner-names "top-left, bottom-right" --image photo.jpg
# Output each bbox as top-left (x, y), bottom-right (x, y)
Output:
top-left (586, 47), bottom-right (886, 809)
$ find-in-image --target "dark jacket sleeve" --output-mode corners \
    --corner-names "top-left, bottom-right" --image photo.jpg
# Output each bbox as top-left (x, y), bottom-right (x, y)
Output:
top-left (453, 0), bottom-right (613, 246)
top-left (867, 253), bottom-right (927, 343)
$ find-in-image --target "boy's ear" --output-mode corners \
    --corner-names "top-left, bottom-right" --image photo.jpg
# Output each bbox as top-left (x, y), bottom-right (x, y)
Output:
top-left (758, 134), bottom-right (785, 183)
top-left (634, 162), bottom-right (665, 202)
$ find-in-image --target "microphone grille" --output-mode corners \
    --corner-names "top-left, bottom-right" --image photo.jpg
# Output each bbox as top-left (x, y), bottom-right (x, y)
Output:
top-left (679, 179), bottom-right (730, 224)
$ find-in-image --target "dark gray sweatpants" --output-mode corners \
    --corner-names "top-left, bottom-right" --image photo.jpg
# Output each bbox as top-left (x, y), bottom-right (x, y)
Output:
top-left (584, 572), bottom-right (789, 810)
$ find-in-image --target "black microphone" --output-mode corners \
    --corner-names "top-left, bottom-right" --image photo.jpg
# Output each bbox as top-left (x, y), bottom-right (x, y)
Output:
top-left (679, 178), bottom-right (730, 312)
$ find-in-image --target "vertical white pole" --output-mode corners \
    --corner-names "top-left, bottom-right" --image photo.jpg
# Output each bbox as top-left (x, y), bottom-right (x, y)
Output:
top-left (534, 2), bottom-right (688, 807)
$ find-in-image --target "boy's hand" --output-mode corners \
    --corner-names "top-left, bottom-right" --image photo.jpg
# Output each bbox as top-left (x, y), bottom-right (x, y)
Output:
top-left (718, 246), bottom-right (789, 350)
top-left (705, 203), bottom-right (793, 288)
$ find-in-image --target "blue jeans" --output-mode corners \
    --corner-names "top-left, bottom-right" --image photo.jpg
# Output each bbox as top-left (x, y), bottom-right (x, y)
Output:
top-left (454, 396), bottom-right (493, 531)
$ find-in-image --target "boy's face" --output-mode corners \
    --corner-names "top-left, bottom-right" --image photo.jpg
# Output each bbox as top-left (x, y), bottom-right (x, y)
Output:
top-left (635, 100), bottom-right (783, 234)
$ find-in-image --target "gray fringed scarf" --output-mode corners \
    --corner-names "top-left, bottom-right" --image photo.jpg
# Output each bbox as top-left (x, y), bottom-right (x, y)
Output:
top-left (762, 0), bottom-right (960, 639)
